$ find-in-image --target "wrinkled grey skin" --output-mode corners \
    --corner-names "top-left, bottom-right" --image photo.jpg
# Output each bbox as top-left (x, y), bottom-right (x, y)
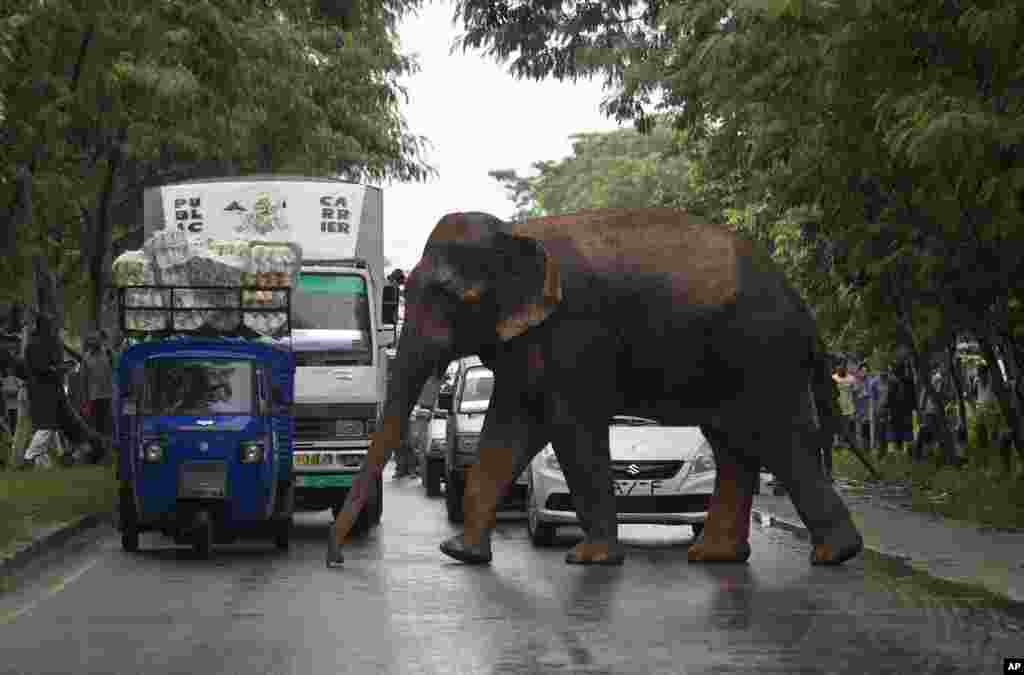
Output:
top-left (333, 209), bottom-right (863, 568)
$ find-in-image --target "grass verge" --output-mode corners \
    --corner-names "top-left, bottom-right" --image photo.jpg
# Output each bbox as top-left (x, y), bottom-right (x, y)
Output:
top-left (832, 447), bottom-right (1024, 530)
top-left (0, 465), bottom-right (117, 555)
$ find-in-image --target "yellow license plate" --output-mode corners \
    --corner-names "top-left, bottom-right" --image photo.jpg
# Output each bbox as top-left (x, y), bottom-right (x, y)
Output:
top-left (295, 454), bottom-right (320, 466)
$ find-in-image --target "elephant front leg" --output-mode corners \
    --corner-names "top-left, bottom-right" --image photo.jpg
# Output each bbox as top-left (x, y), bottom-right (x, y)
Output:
top-left (440, 411), bottom-right (547, 565)
top-left (550, 423), bottom-right (625, 566)
top-left (688, 431), bottom-right (757, 563)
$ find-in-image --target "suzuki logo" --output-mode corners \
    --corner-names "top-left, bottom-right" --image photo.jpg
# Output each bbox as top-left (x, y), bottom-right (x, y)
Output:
top-left (627, 464), bottom-right (641, 476)
top-left (199, 442), bottom-right (209, 452)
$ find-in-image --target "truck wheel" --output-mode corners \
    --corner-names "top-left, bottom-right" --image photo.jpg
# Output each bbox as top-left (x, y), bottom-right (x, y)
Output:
top-left (526, 477), bottom-right (556, 547)
top-left (273, 516), bottom-right (292, 551)
top-left (425, 459), bottom-right (443, 497)
top-left (119, 480), bottom-right (139, 553)
top-left (445, 472), bottom-right (464, 524)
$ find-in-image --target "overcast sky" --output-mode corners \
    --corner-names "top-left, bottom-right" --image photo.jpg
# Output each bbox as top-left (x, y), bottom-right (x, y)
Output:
top-left (380, 0), bottom-right (623, 273)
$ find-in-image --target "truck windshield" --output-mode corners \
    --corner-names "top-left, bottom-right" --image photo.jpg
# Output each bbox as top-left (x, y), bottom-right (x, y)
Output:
top-left (460, 367), bottom-right (494, 412)
top-left (144, 359), bottom-right (255, 415)
top-left (293, 273), bottom-right (372, 344)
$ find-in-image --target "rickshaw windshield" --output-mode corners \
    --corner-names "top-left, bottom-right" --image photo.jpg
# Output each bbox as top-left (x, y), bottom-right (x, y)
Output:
top-left (143, 359), bottom-right (255, 416)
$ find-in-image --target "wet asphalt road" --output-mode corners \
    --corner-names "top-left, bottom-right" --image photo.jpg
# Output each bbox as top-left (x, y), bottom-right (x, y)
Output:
top-left (1, 471), bottom-right (1021, 675)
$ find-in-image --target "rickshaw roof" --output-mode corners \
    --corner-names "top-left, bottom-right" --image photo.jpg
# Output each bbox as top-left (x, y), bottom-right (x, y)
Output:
top-left (118, 337), bottom-right (294, 373)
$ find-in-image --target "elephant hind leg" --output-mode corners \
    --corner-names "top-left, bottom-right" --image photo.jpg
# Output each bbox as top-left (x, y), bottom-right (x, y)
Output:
top-left (688, 427), bottom-right (757, 563)
top-left (767, 425), bottom-right (863, 565)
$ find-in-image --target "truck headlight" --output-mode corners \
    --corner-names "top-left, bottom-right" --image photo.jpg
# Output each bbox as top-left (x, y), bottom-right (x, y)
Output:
top-left (690, 444), bottom-right (716, 475)
top-left (240, 441), bottom-right (264, 464)
top-left (142, 442), bottom-right (165, 463)
top-left (429, 438), bottom-right (447, 452)
top-left (336, 420), bottom-right (365, 437)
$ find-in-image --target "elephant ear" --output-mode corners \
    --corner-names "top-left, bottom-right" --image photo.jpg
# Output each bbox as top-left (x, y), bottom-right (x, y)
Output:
top-left (494, 234), bottom-right (562, 341)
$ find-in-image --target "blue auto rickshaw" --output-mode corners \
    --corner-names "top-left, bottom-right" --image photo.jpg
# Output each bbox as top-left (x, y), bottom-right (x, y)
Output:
top-left (114, 286), bottom-right (295, 557)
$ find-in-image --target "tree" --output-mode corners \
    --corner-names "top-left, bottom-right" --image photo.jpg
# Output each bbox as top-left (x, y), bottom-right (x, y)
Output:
top-left (465, 0), bottom-right (1024, 467)
top-left (489, 119), bottom-right (692, 220)
top-left (1, 0), bottom-right (435, 453)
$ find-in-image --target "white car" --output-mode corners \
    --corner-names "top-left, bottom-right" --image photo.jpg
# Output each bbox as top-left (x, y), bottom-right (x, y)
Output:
top-left (526, 416), bottom-right (715, 546)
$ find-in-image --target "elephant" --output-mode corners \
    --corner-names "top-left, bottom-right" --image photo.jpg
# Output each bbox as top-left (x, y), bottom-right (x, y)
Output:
top-left (326, 208), bottom-right (864, 568)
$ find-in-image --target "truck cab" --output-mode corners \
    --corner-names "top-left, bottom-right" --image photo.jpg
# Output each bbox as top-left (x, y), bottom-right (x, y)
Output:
top-left (289, 261), bottom-right (392, 532)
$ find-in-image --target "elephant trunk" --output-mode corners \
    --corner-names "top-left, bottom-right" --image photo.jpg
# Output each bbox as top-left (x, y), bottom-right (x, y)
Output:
top-left (331, 317), bottom-right (451, 545)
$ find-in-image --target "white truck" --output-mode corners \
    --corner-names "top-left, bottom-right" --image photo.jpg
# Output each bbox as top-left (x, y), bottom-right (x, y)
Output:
top-left (143, 176), bottom-right (396, 532)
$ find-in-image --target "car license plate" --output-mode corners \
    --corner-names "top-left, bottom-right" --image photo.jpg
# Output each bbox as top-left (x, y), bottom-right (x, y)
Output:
top-left (295, 454), bottom-right (320, 466)
top-left (614, 480), bottom-right (660, 496)
top-left (296, 474), bottom-right (354, 488)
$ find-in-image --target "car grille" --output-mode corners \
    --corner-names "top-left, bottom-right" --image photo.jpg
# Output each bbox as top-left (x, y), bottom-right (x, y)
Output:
top-left (544, 493), bottom-right (710, 514)
top-left (610, 461), bottom-right (685, 480)
top-left (179, 462), bottom-right (228, 499)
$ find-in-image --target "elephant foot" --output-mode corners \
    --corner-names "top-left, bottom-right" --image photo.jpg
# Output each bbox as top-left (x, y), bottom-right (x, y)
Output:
top-left (810, 530), bottom-right (863, 566)
top-left (440, 534), bottom-right (493, 565)
top-left (687, 537), bottom-right (752, 563)
top-left (566, 541), bottom-right (625, 566)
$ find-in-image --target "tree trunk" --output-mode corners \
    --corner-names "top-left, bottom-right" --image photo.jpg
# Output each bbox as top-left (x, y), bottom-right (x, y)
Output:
top-left (977, 333), bottom-right (1024, 469)
top-left (947, 342), bottom-right (968, 449)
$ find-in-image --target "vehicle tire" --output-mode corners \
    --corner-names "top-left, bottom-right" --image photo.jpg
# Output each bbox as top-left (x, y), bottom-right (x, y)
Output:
top-left (193, 513), bottom-right (214, 559)
top-left (526, 476), bottom-right (556, 547)
top-left (118, 480), bottom-right (139, 553)
top-left (424, 459), bottom-right (443, 497)
top-left (274, 516), bottom-right (292, 551)
top-left (445, 471), bottom-right (464, 524)
top-left (691, 523), bottom-right (704, 539)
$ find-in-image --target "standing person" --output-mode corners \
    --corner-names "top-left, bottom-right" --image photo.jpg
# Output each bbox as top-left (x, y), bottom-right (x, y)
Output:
top-left (3, 370), bottom-right (20, 434)
top-left (21, 324), bottom-right (69, 469)
top-left (885, 363), bottom-right (916, 457)
top-left (852, 362), bottom-right (871, 452)
top-left (831, 364), bottom-right (858, 481)
top-left (911, 368), bottom-right (945, 462)
top-left (81, 331), bottom-right (114, 465)
top-left (868, 366), bottom-right (890, 458)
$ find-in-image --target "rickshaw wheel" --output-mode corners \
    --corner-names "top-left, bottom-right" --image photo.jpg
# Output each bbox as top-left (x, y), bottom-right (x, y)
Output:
top-left (119, 481), bottom-right (139, 553)
top-left (193, 514), bottom-right (214, 559)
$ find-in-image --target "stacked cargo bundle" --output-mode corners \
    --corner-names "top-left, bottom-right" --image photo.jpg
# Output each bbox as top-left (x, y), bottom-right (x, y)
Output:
top-left (113, 233), bottom-right (302, 336)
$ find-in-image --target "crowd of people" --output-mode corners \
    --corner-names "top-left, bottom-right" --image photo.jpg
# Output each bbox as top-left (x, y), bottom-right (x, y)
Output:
top-left (2, 330), bottom-right (114, 470)
top-left (821, 354), bottom-right (1018, 479)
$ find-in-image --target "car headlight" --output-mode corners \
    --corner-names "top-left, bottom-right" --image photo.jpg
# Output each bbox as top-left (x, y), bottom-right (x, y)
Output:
top-left (429, 438), bottom-right (447, 451)
top-left (142, 442), bottom-right (165, 463)
top-left (240, 441), bottom-right (264, 464)
top-left (336, 419), bottom-right (365, 437)
top-left (457, 434), bottom-right (479, 454)
top-left (690, 444), bottom-right (716, 474)
top-left (541, 446), bottom-right (561, 473)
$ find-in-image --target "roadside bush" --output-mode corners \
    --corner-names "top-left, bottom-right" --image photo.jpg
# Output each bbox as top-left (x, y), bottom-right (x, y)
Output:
top-left (832, 447), bottom-right (1024, 530)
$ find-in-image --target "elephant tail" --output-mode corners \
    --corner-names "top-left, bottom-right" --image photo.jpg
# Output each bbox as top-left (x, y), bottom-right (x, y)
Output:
top-left (808, 333), bottom-right (838, 451)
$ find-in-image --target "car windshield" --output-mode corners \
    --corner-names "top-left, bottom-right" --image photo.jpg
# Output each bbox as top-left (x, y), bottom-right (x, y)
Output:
top-left (144, 359), bottom-right (254, 415)
top-left (292, 273), bottom-right (373, 362)
top-left (460, 367), bottom-right (494, 412)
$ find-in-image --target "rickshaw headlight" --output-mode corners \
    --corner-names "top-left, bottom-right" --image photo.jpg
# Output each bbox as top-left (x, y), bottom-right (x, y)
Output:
top-left (240, 442), bottom-right (264, 464)
top-left (143, 442), bottom-right (164, 463)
